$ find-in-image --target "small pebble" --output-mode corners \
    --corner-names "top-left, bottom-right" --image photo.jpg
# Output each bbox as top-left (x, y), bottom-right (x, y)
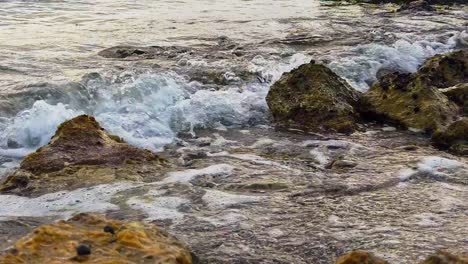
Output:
top-left (76, 244), bottom-right (91, 256)
top-left (104, 225), bottom-right (115, 234)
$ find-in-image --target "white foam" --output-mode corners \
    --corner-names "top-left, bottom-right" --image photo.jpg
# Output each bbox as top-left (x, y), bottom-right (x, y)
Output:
top-left (249, 138), bottom-right (275, 148)
top-left (0, 101), bottom-right (83, 156)
top-left (417, 156), bottom-right (465, 176)
top-left (328, 32), bottom-right (463, 91)
top-left (163, 164), bottom-right (235, 183)
top-left (202, 189), bottom-right (261, 209)
top-left (199, 210), bottom-right (248, 227)
top-left (0, 182), bottom-right (136, 219)
top-left (310, 149), bottom-right (330, 166)
top-left (127, 195), bottom-right (189, 221)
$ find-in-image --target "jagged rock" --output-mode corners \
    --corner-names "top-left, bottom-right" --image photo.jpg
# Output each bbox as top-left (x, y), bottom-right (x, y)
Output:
top-left (0, 213), bottom-right (194, 264)
top-left (440, 83), bottom-right (468, 115)
top-left (432, 118), bottom-right (468, 156)
top-left (358, 51), bottom-right (468, 132)
top-left (335, 250), bottom-right (389, 264)
top-left (398, 0), bottom-right (435, 12)
top-left (420, 250), bottom-right (468, 264)
top-left (0, 115), bottom-right (166, 196)
top-left (266, 62), bottom-right (361, 134)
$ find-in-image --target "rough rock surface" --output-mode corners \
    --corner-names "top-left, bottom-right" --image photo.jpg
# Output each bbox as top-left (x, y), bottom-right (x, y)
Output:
top-left (432, 118), bottom-right (468, 156)
top-left (417, 50), bottom-right (467, 89)
top-left (335, 250), bottom-right (389, 264)
top-left (359, 50), bottom-right (468, 132)
top-left (440, 83), bottom-right (468, 115)
top-left (0, 213), bottom-right (194, 264)
top-left (0, 115), bottom-right (166, 196)
top-left (266, 62), bottom-right (361, 133)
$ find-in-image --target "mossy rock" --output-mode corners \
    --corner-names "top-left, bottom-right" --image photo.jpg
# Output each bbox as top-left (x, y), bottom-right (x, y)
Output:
top-left (417, 50), bottom-right (467, 89)
top-left (432, 118), bottom-right (468, 156)
top-left (335, 250), bottom-right (389, 264)
top-left (358, 50), bottom-right (468, 133)
top-left (0, 115), bottom-right (167, 196)
top-left (0, 213), bottom-right (195, 264)
top-left (440, 83), bottom-right (468, 115)
top-left (359, 72), bottom-right (459, 132)
top-left (266, 62), bottom-right (361, 134)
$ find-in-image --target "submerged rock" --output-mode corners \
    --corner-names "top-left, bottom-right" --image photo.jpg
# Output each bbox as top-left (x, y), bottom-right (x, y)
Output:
top-left (335, 250), bottom-right (389, 264)
top-left (98, 45), bottom-right (190, 59)
top-left (266, 61), bottom-right (361, 134)
top-left (398, 0), bottom-right (435, 12)
top-left (359, 50), bottom-right (468, 133)
top-left (420, 250), bottom-right (468, 264)
top-left (431, 118), bottom-right (468, 156)
top-left (0, 115), bottom-right (166, 196)
top-left (0, 213), bottom-right (194, 264)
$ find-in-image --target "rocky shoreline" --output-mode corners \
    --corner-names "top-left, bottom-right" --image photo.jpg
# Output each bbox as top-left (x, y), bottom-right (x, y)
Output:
top-left (0, 46), bottom-right (467, 263)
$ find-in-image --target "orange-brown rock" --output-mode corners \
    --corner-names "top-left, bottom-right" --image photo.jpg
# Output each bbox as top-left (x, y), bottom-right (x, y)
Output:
top-left (0, 213), bottom-right (195, 264)
top-left (335, 250), bottom-right (389, 264)
top-left (0, 115), bottom-right (167, 196)
top-left (420, 250), bottom-right (468, 264)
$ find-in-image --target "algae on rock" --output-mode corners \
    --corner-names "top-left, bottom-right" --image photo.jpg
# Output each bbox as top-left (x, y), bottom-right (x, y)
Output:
top-left (0, 115), bottom-right (167, 197)
top-left (266, 62), bottom-right (361, 134)
top-left (359, 50), bottom-right (468, 133)
top-left (0, 213), bottom-right (195, 264)
top-left (431, 118), bottom-right (468, 156)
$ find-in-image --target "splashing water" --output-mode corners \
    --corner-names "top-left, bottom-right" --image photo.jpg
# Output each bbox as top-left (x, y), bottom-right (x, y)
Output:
top-left (328, 31), bottom-right (465, 91)
top-left (0, 32), bottom-right (465, 157)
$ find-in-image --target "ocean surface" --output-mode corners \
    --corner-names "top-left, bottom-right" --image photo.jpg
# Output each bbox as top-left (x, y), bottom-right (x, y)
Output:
top-left (0, 0), bottom-right (467, 161)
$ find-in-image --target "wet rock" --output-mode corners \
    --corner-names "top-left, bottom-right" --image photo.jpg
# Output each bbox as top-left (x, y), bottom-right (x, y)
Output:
top-left (431, 118), bottom-right (468, 156)
top-left (98, 45), bottom-right (190, 59)
top-left (420, 250), bottom-right (468, 264)
top-left (440, 83), bottom-right (468, 115)
top-left (0, 213), bottom-right (194, 264)
top-left (359, 51), bottom-right (464, 132)
top-left (397, 0), bottom-right (435, 12)
top-left (335, 250), bottom-right (389, 264)
top-left (0, 115), bottom-right (166, 196)
top-left (6, 139), bottom-right (20, 149)
top-left (417, 50), bottom-right (467, 89)
top-left (266, 62), bottom-right (361, 134)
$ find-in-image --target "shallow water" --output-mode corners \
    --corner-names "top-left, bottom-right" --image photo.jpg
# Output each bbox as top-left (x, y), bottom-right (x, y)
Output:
top-left (0, 0), bottom-right (467, 158)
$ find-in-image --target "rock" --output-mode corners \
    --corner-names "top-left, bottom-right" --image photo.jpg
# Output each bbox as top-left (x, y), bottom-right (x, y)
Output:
top-left (420, 250), bottom-right (468, 264)
top-left (266, 62), bottom-right (361, 134)
top-left (359, 51), bottom-right (464, 133)
top-left (335, 250), bottom-right (389, 264)
top-left (417, 50), bottom-right (467, 89)
top-left (98, 45), bottom-right (189, 59)
top-left (398, 0), bottom-right (435, 12)
top-left (0, 213), bottom-right (195, 264)
top-left (440, 83), bottom-right (468, 115)
top-left (0, 115), bottom-right (166, 196)
top-left (431, 118), bottom-right (468, 156)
